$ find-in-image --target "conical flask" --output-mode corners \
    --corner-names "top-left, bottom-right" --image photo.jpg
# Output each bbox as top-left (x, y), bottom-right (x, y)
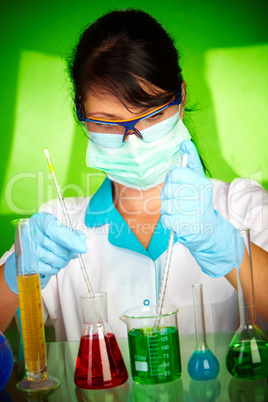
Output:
top-left (225, 228), bottom-right (268, 379)
top-left (74, 292), bottom-right (128, 389)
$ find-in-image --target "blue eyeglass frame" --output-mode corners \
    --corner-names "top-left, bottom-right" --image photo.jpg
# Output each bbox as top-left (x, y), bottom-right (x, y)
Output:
top-left (76, 89), bottom-right (182, 142)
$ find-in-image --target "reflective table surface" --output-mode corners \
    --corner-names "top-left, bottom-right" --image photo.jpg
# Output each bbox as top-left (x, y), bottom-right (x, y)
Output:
top-left (3, 331), bottom-right (268, 401)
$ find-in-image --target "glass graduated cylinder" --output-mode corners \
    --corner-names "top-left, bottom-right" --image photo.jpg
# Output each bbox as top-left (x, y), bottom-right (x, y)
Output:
top-left (13, 218), bottom-right (60, 393)
top-left (74, 292), bottom-right (128, 390)
top-left (121, 305), bottom-right (181, 384)
top-left (225, 228), bottom-right (268, 379)
top-left (17, 274), bottom-right (47, 379)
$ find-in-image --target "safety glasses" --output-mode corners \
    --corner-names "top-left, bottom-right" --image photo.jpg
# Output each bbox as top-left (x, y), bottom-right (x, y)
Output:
top-left (76, 90), bottom-right (182, 142)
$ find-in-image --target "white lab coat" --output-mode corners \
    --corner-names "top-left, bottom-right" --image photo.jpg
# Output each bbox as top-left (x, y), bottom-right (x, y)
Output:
top-left (1, 177), bottom-right (267, 341)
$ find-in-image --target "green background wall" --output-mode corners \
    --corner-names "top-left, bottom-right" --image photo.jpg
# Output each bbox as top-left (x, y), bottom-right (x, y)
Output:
top-left (1, 0), bottom-right (268, 257)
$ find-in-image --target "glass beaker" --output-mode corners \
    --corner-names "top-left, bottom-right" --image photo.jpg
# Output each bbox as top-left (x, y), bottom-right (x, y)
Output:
top-left (225, 228), bottom-right (268, 379)
top-left (13, 218), bottom-right (60, 392)
top-left (120, 304), bottom-right (181, 384)
top-left (187, 284), bottom-right (220, 381)
top-left (74, 292), bottom-right (128, 390)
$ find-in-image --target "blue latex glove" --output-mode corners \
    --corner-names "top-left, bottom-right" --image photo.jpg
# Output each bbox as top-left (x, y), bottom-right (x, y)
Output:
top-left (160, 140), bottom-right (244, 278)
top-left (4, 212), bottom-right (87, 294)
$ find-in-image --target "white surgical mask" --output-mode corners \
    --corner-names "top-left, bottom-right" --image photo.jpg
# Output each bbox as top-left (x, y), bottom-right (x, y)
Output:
top-left (86, 112), bottom-right (191, 190)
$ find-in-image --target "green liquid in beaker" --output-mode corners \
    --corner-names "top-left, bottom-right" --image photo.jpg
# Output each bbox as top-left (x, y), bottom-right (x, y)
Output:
top-left (226, 340), bottom-right (268, 379)
top-left (128, 326), bottom-right (181, 384)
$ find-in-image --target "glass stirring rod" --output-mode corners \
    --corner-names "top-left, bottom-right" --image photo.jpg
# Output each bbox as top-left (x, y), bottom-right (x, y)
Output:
top-left (156, 153), bottom-right (188, 317)
top-left (43, 147), bottom-right (94, 297)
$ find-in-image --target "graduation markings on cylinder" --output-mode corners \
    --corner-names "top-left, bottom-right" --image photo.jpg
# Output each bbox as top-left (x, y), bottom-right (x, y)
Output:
top-left (147, 330), bottom-right (171, 376)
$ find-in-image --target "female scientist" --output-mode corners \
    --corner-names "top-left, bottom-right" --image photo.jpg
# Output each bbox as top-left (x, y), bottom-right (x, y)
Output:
top-left (0, 9), bottom-right (268, 340)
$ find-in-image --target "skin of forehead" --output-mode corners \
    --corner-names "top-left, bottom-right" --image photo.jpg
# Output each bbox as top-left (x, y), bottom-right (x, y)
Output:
top-left (83, 92), bottom-right (169, 120)
top-left (83, 82), bottom-right (187, 120)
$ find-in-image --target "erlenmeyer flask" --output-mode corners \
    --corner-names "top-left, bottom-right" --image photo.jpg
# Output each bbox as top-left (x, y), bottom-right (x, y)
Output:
top-left (74, 292), bottom-right (128, 390)
top-left (225, 228), bottom-right (268, 379)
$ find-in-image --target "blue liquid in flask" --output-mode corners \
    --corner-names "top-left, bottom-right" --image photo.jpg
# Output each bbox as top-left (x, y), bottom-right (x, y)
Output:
top-left (187, 349), bottom-right (220, 381)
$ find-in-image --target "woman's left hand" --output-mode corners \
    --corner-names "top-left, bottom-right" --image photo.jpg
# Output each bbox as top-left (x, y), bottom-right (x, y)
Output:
top-left (160, 140), bottom-right (244, 278)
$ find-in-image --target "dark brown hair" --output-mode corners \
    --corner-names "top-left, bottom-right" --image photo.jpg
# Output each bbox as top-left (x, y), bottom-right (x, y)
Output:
top-left (68, 9), bottom-right (183, 108)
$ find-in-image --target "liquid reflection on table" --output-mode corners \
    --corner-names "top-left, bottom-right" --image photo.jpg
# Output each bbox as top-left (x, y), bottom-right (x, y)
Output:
top-left (4, 332), bottom-right (268, 401)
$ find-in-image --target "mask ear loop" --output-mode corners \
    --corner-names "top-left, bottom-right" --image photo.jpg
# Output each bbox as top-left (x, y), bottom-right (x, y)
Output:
top-left (178, 104), bottom-right (183, 120)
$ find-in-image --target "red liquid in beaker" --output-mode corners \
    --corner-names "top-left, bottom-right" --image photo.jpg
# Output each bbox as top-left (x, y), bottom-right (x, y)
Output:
top-left (74, 333), bottom-right (128, 389)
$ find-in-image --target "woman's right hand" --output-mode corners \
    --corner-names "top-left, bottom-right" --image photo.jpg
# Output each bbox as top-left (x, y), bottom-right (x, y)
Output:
top-left (4, 212), bottom-right (87, 294)
top-left (160, 140), bottom-right (244, 278)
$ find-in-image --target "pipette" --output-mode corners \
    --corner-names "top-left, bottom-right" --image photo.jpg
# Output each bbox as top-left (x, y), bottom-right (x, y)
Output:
top-left (43, 147), bottom-right (94, 297)
top-left (156, 153), bottom-right (188, 317)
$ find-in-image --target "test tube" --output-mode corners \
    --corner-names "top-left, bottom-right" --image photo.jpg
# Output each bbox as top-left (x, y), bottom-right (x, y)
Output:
top-left (13, 218), bottom-right (60, 392)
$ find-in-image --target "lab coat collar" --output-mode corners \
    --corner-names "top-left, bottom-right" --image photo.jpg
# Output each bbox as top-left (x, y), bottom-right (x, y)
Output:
top-left (85, 177), bottom-right (174, 261)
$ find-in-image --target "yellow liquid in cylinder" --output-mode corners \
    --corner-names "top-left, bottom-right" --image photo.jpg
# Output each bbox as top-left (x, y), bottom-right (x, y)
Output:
top-left (17, 274), bottom-right (47, 376)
